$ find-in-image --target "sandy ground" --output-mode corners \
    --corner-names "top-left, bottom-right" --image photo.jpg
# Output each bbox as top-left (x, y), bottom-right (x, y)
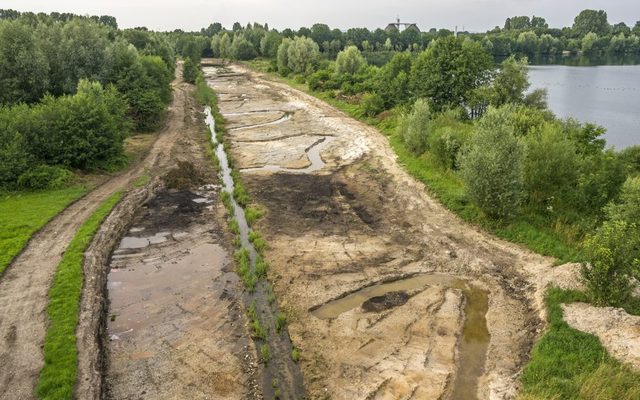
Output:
top-left (563, 302), bottom-right (640, 370)
top-left (205, 63), bottom-right (564, 400)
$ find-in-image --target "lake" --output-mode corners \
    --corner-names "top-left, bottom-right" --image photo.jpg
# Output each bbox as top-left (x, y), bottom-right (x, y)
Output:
top-left (527, 64), bottom-right (640, 150)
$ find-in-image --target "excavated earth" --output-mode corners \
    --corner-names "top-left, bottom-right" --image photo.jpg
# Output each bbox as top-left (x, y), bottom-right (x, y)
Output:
top-left (205, 63), bottom-right (566, 400)
top-left (100, 79), bottom-right (257, 399)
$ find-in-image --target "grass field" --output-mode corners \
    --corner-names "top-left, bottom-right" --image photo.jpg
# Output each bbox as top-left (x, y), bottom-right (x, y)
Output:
top-left (0, 187), bottom-right (88, 275)
top-left (36, 191), bottom-right (123, 400)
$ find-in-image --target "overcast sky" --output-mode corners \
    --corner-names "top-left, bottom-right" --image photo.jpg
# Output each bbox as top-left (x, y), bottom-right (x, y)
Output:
top-left (3, 0), bottom-right (639, 32)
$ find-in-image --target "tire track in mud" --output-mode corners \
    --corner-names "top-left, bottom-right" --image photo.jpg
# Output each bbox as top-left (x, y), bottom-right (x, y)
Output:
top-left (0, 67), bottom-right (188, 400)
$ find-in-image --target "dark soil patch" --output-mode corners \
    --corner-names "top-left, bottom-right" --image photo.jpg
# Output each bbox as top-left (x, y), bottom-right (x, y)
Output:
top-left (243, 173), bottom-right (378, 236)
top-left (164, 161), bottom-right (205, 190)
top-left (362, 291), bottom-right (410, 313)
top-left (137, 190), bottom-right (213, 233)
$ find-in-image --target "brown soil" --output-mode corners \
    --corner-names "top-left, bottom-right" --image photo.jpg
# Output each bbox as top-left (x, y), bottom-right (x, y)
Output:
top-left (205, 63), bottom-right (563, 399)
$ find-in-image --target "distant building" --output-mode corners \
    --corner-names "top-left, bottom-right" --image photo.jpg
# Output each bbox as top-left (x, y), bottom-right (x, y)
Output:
top-left (385, 18), bottom-right (420, 33)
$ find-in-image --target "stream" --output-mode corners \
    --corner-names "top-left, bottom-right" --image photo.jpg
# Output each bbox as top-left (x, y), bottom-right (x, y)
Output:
top-left (204, 106), bottom-right (306, 399)
top-left (312, 274), bottom-right (490, 400)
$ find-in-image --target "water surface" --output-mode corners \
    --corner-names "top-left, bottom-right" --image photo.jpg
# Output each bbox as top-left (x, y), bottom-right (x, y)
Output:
top-left (528, 65), bottom-right (640, 149)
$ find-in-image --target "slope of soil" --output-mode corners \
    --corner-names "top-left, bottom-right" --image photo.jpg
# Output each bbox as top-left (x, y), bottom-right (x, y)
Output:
top-left (206, 63), bottom-right (559, 399)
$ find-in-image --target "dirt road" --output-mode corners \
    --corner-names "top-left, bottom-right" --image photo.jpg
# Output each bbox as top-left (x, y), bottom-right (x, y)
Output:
top-left (206, 63), bottom-right (558, 399)
top-left (0, 65), bottom-right (187, 400)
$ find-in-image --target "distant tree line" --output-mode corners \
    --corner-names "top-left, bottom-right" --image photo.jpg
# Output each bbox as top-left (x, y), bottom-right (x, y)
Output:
top-left (0, 10), bottom-right (175, 189)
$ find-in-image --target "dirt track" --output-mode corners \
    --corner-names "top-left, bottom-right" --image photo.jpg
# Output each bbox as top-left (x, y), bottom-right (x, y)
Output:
top-left (0, 65), bottom-right (187, 400)
top-left (206, 63), bottom-right (561, 399)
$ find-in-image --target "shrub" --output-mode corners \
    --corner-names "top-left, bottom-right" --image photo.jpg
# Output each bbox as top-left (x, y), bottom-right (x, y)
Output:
top-left (182, 57), bottom-right (198, 84)
top-left (17, 165), bottom-right (72, 190)
top-left (603, 176), bottom-right (640, 226)
top-left (458, 107), bottom-right (526, 219)
top-left (359, 92), bottom-right (384, 117)
top-left (427, 126), bottom-right (470, 170)
top-left (287, 36), bottom-right (319, 75)
top-left (581, 220), bottom-right (640, 306)
top-left (398, 98), bottom-right (431, 154)
top-left (335, 45), bottom-right (366, 75)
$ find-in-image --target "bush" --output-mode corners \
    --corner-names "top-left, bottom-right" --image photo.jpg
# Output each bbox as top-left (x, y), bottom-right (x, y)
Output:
top-left (335, 45), bottom-right (366, 75)
top-left (581, 220), bottom-right (640, 306)
top-left (428, 127), bottom-right (470, 170)
top-left (604, 176), bottom-right (640, 226)
top-left (523, 123), bottom-right (580, 210)
top-left (17, 165), bottom-right (72, 190)
top-left (398, 98), bottom-right (431, 154)
top-left (182, 57), bottom-right (198, 84)
top-left (359, 92), bottom-right (384, 117)
top-left (287, 36), bottom-right (319, 75)
top-left (458, 107), bottom-right (526, 219)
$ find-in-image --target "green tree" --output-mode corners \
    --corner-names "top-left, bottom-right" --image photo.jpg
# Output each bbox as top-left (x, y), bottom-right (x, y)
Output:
top-left (276, 38), bottom-right (292, 75)
top-left (287, 36), bottom-right (319, 74)
top-left (376, 51), bottom-right (412, 108)
top-left (182, 57), bottom-right (198, 83)
top-left (0, 20), bottom-right (50, 104)
top-left (516, 31), bottom-right (539, 56)
top-left (230, 33), bottom-right (257, 60)
top-left (458, 107), bottom-right (526, 218)
top-left (334, 45), bottom-right (366, 75)
top-left (410, 36), bottom-right (493, 112)
top-left (397, 98), bottom-right (431, 154)
top-left (582, 220), bottom-right (640, 306)
top-left (604, 176), bottom-right (640, 224)
top-left (523, 124), bottom-right (580, 209)
top-left (581, 32), bottom-right (600, 54)
top-left (219, 33), bottom-right (231, 59)
top-left (573, 9), bottom-right (610, 37)
top-left (491, 56), bottom-right (530, 106)
top-left (260, 30), bottom-right (282, 58)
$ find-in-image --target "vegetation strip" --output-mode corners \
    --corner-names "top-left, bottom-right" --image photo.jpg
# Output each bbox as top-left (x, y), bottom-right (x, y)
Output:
top-left (0, 186), bottom-right (87, 275)
top-left (196, 67), bottom-right (305, 397)
top-left (37, 191), bottom-right (123, 400)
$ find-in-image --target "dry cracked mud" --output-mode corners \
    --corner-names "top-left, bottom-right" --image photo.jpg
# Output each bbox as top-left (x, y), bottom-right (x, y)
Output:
top-left (204, 62), bottom-right (564, 400)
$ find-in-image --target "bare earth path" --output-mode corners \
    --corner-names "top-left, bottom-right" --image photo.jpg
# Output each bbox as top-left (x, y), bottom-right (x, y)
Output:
top-left (206, 63), bottom-right (560, 399)
top-left (0, 67), bottom-right (187, 400)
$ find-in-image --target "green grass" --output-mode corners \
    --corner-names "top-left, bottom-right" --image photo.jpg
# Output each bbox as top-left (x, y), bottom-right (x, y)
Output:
top-left (235, 248), bottom-right (257, 291)
top-left (245, 205), bottom-right (264, 226)
top-left (0, 186), bottom-right (88, 275)
top-left (132, 169), bottom-right (150, 188)
top-left (291, 347), bottom-right (301, 362)
top-left (519, 287), bottom-right (640, 400)
top-left (248, 230), bottom-right (267, 253)
top-left (260, 343), bottom-right (271, 364)
top-left (247, 301), bottom-right (267, 340)
top-left (37, 191), bottom-right (123, 400)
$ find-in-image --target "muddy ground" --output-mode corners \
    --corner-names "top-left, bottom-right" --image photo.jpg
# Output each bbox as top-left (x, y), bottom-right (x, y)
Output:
top-left (101, 74), bottom-right (257, 399)
top-left (205, 63), bottom-right (563, 400)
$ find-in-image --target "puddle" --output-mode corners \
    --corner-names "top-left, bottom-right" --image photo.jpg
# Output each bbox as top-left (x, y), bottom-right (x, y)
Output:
top-left (311, 273), bottom-right (489, 400)
top-left (119, 232), bottom-right (170, 249)
top-left (229, 111), bottom-right (293, 131)
top-left (240, 136), bottom-right (336, 174)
